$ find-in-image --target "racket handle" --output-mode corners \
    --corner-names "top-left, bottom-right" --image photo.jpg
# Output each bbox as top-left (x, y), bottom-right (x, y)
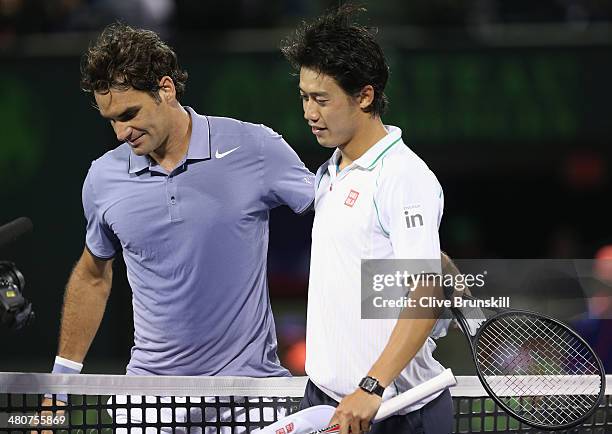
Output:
top-left (374, 369), bottom-right (456, 421)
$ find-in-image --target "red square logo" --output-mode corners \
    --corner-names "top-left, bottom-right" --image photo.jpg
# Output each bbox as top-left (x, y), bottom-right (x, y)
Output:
top-left (286, 423), bottom-right (295, 433)
top-left (275, 429), bottom-right (286, 434)
top-left (344, 189), bottom-right (360, 207)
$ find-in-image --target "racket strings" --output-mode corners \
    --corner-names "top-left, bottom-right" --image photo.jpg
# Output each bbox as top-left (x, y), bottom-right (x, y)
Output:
top-left (479, 319), bottom-right (600, 389)
top-left (480, 317), bottom-right (598, 379)
top-left (520, 317), bottom-right (598, 372)
top-left (473, 314), bottom-right (603, 427)
top-left (488, 318), bottom-right (598, 375)
top-left (477, 351), bottom-right (597, 425)
top-left (479, 316), bottom-right (599, 378)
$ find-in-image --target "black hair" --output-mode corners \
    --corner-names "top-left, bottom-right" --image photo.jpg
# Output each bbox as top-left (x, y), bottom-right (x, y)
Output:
top-left (281, 4), bottom-right (389, 116)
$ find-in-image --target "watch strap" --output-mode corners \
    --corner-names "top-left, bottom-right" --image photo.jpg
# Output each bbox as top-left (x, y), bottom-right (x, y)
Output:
top-left (359, 376), bottom-right (385, 397)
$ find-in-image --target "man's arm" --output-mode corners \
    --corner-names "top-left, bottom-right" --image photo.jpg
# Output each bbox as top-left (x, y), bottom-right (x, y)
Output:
top-left (441, 251), bottom-right (459, 278)
top-left (57, 247), bottom-right (113, 362)
top-left (260, 125), bottom-right (315, 213)
top-left (329, 279), bottom-right (443, 434)
top-left (366, 281), bottom-right (444, 385)
top-left (331, 252), bottom-right (462, 433)
top-left (366, 252), bottom-right (460, 383)
top-left (36, 247), bottom-right (113, 429)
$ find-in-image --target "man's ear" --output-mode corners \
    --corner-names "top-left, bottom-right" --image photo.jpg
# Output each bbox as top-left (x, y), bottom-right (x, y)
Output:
top-left (158, 76), bottom-right (176, 103)
top-left (358, 85), bottom-right (375, 111)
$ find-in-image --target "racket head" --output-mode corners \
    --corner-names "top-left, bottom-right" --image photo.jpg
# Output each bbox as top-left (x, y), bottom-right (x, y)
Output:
top-left (472, 311), bottom-right (606, 430)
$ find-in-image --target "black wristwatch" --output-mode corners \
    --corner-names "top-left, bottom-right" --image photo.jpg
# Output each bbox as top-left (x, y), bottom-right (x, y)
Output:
top-left (359, 376), bottom-right (385, 397)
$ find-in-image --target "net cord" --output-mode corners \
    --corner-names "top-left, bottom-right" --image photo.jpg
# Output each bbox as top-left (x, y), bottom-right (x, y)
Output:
top-left (0, 373), bottom-right (610, 398)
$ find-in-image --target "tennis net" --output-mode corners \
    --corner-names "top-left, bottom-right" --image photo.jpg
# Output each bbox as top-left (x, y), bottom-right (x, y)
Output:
top-left (0, 372), bottom-right (609, 433)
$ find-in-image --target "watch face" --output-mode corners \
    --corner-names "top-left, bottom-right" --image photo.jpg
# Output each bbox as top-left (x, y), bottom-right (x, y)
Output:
top-left (362, 377), bottom-right (376, 391)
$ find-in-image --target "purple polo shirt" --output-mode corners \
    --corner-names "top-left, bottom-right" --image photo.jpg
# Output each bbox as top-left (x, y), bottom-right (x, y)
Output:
top-left (82, 107), bottom-right (314, 376)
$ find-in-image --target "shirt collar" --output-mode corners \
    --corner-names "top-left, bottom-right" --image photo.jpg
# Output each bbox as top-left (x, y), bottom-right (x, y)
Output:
top-left (353, 125), bottom-right (402, 169)
top-left (128, 106), bottom-right (211, 174)
top-left (128, 151), bottom-right (150, 174)
top-left (327, 125), bottom-right (403, 174)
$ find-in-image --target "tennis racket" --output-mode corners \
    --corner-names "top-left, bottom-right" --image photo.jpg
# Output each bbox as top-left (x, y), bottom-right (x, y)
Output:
top-left (256, 368), bottom-right (456, 434)
top-left (447, 288), bottom-right (606, 430)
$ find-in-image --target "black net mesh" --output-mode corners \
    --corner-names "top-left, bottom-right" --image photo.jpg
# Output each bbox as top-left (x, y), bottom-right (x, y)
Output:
top-left (0, 373), bottom-right (610, 433)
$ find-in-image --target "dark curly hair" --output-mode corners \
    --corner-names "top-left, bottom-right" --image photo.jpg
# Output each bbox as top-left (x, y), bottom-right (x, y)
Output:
top-left (280, 4), bottom-right (389, 116)
top-left (81, 23), bottom-right (188, 101)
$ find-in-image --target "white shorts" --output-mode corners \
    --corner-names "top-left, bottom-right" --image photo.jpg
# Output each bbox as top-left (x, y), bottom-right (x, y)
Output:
top-left (109, 395), bottom-right (287, 433)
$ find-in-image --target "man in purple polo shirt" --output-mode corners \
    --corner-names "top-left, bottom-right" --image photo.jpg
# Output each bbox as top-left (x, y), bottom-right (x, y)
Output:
top-left (48, 23), bottom-right (314, 386)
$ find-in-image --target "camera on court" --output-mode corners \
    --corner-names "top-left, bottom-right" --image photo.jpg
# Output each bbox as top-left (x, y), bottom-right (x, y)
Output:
top-left (0, 261), bottom-right (34, 330)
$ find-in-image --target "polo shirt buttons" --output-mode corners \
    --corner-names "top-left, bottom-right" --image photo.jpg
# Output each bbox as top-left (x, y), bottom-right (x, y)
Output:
top-left (168, 177), bottom-right (177, 204)
top-left (166, 176), bottom-right (181, 221)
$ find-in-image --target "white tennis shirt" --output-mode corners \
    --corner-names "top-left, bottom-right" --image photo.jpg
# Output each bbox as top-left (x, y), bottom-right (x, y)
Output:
top-left (306, 126), bottom-right (447, 412)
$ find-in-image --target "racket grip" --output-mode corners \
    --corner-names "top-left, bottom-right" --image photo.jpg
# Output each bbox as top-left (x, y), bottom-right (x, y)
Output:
top-left (374, 369), bottom-right (456, 421)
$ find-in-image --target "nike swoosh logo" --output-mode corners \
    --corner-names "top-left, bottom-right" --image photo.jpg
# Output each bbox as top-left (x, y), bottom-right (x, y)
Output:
top-left (215, 146), bottom-right (240, 159)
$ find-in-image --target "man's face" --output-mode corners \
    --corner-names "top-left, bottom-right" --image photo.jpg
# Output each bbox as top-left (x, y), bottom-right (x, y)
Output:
top-left (94, 87), bottom-right (170, 156)
top-left (299, 67), bottom-right (362, 149)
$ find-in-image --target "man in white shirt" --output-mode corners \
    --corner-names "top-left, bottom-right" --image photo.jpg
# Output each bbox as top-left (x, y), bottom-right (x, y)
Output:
top-left (281, 5), bottom-right (454, 434)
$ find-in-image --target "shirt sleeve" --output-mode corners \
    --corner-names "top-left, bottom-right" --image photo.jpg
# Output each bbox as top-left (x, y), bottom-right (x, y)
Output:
top-left (375, 166), bottom-right (444, 262)
top-left (375, 165), bottom-right (449, 337)
top-left (82, 167), bottom-right (120, 259)
top-left (260, 125), bottom-right (315, 213)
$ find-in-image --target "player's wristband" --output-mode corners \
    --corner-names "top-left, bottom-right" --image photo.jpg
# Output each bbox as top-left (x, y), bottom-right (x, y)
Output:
top-left (52, 356), bottom-right (83, 374)
top-left (46, 356), bottom-right (83, 402)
